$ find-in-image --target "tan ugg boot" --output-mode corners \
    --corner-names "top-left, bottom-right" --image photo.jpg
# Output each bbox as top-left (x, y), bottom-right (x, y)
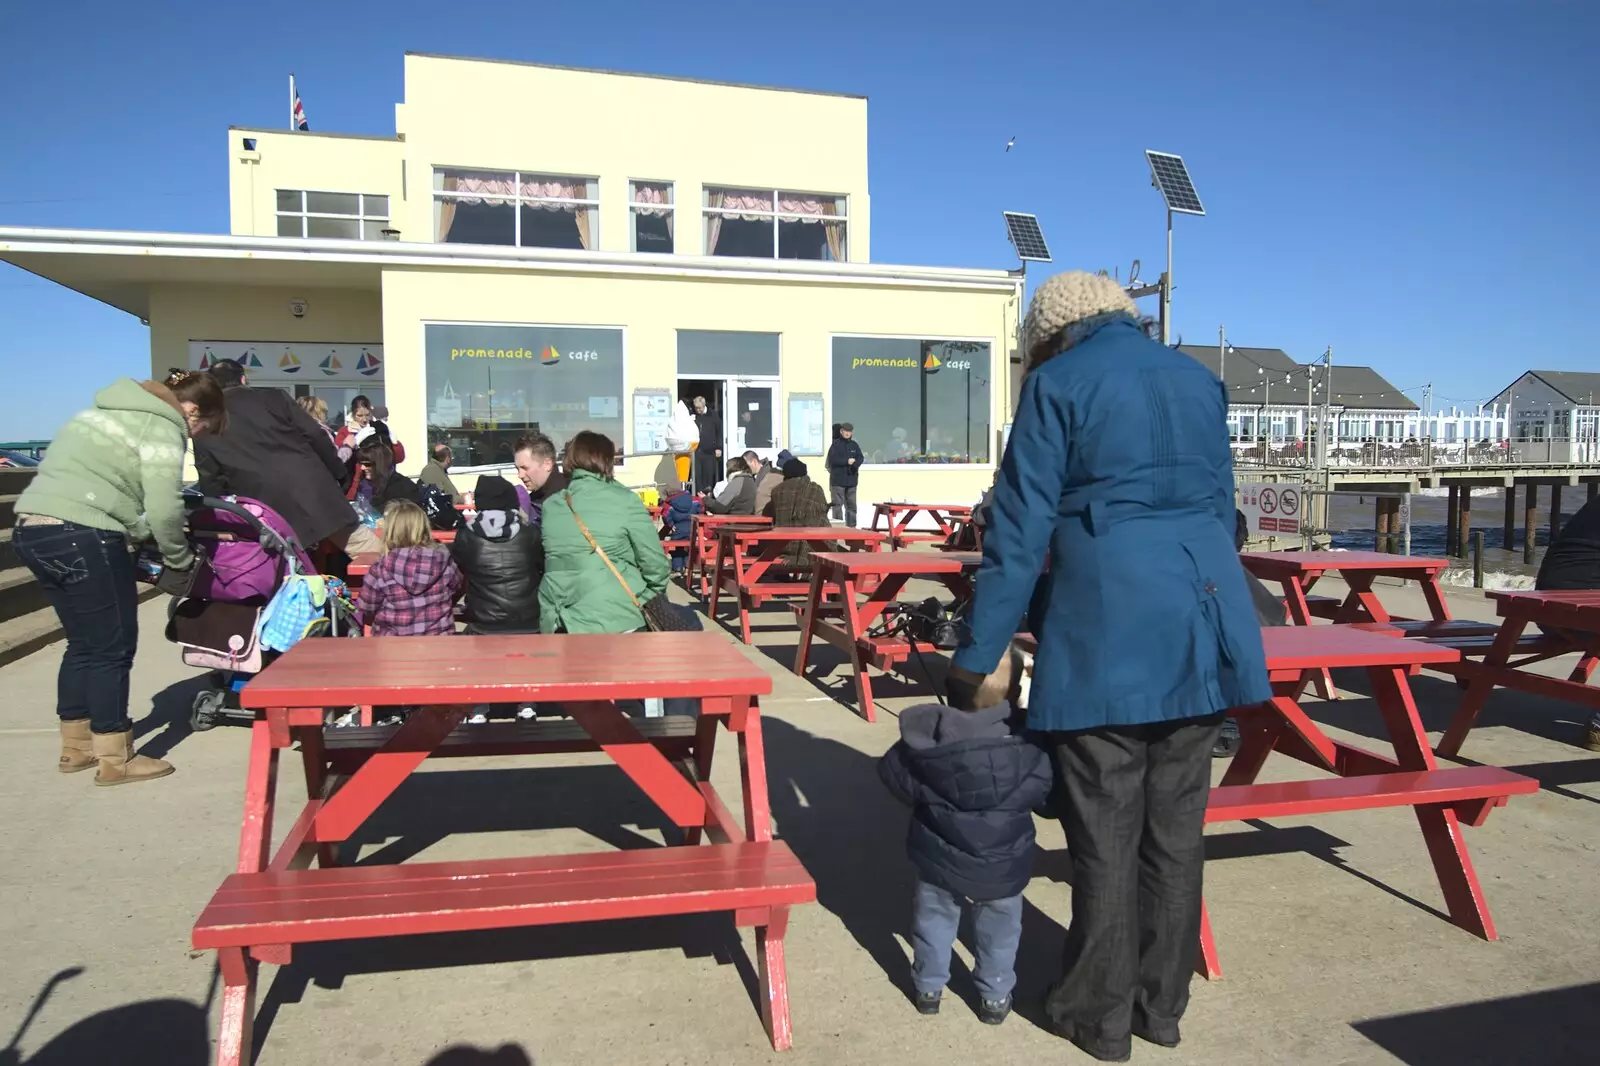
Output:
top-left (91, 730), bottom-right (175, 786)
top-left (59, 719), bottom-right (96, 773)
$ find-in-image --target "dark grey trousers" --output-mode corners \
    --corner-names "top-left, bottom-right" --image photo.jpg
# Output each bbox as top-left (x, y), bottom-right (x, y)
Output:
top-left (1044, 714), bottom-right (1222, 1057)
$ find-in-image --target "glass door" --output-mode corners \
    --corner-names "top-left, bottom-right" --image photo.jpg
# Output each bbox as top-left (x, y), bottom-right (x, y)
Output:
top-left (730, 381), bottom-right (779, 462)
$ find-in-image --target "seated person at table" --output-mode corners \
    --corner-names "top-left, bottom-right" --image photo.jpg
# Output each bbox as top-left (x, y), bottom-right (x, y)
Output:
top-left (765, 458), bottom-right (833, 569)
top-left (658, 483), bottom-right (701, 573)
top-left (878, 647), bottom-right (1052, 1025)
top-left (1534, 493), bottom-right (1600, 750)
top-left (703, 456), bottom-right (757, 515)
top-left (453, 475), bottom-right (542, 635)
top-left (355, 500), bottom-right (463, 637)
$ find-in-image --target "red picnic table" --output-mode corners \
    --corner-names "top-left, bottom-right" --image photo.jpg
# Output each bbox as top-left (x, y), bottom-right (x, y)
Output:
top-left (685, 513), bottom-right (771, 597)
top-left (346, 551), bottom-right (379, 583)
top-left (793, 551), bottom-right (981, 722)
top-left (708, 526), bottom-right (888, 644)
top-left (1415, 589), bottom-right (1600, 758)
top-left (191, 632), bottom-right (815, 1066)
top-left (870, 502), bottom-right (974, 548)
top-left (1018, 624), bottom-right (1536, 978)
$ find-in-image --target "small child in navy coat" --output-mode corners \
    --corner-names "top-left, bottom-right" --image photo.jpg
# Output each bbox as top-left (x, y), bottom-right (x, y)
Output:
top-left (878, 648), bottom-right (1052, 1024)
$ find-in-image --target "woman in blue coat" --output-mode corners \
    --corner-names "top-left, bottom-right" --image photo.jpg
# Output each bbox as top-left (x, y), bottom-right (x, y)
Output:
top-left (948, 271), bottom-right (1270, 1061)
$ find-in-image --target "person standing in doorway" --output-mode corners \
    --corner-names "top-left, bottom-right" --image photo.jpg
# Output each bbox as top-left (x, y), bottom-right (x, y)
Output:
top-left (692, 395), bottom-right (722, 494)
top-left (827, 422), bottom-right (864, 526)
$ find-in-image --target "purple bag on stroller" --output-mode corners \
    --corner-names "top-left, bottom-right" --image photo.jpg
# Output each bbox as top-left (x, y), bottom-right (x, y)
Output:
top-left (186, 497), bottom-right (318, 603)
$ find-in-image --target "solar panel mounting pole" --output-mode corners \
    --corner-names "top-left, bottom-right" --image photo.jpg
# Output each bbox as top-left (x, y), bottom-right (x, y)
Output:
top-left (1160, 210), bottom-right (1173, 345)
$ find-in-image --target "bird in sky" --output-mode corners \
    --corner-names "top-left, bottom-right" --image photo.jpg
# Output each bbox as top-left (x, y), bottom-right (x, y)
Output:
top-left (1005, 136), bottom-right (1016, 152)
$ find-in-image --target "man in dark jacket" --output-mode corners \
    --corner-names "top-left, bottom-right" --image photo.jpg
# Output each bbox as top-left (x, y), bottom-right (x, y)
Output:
top-left (193, 360), bottom-right (377, 554)
top-left (692, 396), bottom-right (722, 494)
top-left (878, 655), bottom-right (1053, 1025)
top-left (826, 422), bottom-right (864, 526)
top-left (452, 475), bottom-right (542, 635)
top-left (513, 432), bottom-right (569, 523)
top-left (1535, 494), bottom-right (1600, 749)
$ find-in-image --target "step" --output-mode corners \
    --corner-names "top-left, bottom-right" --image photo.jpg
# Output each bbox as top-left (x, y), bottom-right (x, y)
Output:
top-left (0, 495), bottom-right (18, 529)
top-left (0, 468), bottom-right (36, 496)
top-left (0, 567), bottom-right (49, 622)
top-left (0, 604), bottom-right (66, 668)
top-left (0, 528), bottom-right (12, 572)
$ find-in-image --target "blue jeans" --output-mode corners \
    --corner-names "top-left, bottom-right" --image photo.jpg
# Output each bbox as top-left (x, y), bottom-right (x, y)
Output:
top-left (13, 521), bottom-right (140, 733)
top-left (908, 878), bottom-right (1023, 1001)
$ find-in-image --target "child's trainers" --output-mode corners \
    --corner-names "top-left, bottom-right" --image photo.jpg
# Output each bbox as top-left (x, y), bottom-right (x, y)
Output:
top-left (913, 990), bottom-right (941, 1016)
top-left (978, 995), bottom-right (1012, 1025)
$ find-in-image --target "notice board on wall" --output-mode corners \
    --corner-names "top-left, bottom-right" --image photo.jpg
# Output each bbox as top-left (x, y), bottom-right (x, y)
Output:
top-left (632, 389), bottom-right (673, 455)
top-left (788, 393), bottom-right (826, 456)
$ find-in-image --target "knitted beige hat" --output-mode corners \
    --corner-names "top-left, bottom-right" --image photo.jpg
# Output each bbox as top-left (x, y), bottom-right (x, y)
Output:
top-left (1023, 271), bottom-right (1140, 359)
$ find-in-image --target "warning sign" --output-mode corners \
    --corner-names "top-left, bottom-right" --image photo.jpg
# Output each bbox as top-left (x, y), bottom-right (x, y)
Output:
top-left (1238, 481), bottom-right (1305, 536)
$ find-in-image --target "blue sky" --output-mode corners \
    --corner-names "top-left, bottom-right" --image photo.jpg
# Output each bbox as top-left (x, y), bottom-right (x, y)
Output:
top-left (1, 1), bottom-right (1596, 438)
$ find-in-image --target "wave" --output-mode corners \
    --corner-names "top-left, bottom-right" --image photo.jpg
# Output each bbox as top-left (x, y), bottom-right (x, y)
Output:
top-left (1439, 567), bottom-right (1536, 591)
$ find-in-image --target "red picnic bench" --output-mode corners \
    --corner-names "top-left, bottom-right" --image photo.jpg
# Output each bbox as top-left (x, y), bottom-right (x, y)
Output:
top-left (684, 513), bottom-right (771, 597)
top-left (1205, 624), bottom-right (1535, 976)
top-left (708, 525), bottom-right (887, 644)
top-left (1022, 624), bottom-right (1537, 978)
top-left (792, 551), bottom-right (981, 722)
top-left (1413, 589), bottom-right (1600, 758)
top-left (192, 632), bottom-right (815, 1066)
top-left (870, 502), bottom-right (974, 549)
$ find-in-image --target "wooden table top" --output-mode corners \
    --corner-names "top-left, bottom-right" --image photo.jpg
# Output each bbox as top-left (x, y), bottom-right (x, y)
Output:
top-left (809, 550), bottom-right (981, 576)
top-left (1487, 589), bottom-right (1600, 625)
top-left (874, 502), bottom-right (974, 514)
top-left (241, 631), bottom-right (773, 707)
top-left (1244, 551), bottom-right (1450, 575)
top-left (722, 526), bottom-right (887, 542)
top-left (348, 552), bottom-right (379, 578)
top-left (1260, 624), bottom-right (1461, 670)
top-left (693, 514), bottom-right (771, 528)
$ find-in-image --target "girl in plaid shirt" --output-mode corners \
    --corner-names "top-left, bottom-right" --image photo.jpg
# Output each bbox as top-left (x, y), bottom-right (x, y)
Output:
top-left (356, 500), bottom-right (463, 636)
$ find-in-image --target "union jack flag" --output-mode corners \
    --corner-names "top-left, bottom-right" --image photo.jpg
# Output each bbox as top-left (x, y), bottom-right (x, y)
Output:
top-left (291, 75), bottom-right (309, 131)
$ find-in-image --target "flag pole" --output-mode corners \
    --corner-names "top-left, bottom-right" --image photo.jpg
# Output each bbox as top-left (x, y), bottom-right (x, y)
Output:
top-left (289, 73), bottom-right (296, 131)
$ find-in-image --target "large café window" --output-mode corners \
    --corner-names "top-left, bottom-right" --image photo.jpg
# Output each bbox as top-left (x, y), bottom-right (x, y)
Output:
top-left (424, 324), bottom-right (624, 467)
top-left (830, 337), bottom-right (991, 463)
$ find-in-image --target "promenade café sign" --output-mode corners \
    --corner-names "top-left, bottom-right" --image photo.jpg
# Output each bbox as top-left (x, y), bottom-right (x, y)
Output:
top-left (1239, 480), bottom-right (1304, 535)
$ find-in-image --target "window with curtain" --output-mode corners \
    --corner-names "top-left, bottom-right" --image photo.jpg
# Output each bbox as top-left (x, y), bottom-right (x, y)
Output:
top-left (276, 190), bottom-right (389, 239)
top-left (423, 323), bottom-right (625, 467)
top-left (830, 337), bottom-right (990, 464)
top-left (631, 181), bottom-right (674, 253)
top-left (432, 168), bottom-right (598, 249)
top-left (703, 187), bottom-right (847, 260)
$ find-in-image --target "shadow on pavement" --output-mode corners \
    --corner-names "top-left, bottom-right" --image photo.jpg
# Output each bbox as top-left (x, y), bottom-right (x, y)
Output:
top-left (132, 674), bottom-right (216, 760)
top-left (423, 1044), bottom-right (534, 1065)
top-left (0, 966), bottom-right (208, 1066)
top-left (1351, 981), bottom-right (1600, 1065)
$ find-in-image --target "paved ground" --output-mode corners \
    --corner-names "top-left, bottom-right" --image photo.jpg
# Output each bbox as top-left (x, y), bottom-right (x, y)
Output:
top-left (0, 574), bottom-right (1596, 1066)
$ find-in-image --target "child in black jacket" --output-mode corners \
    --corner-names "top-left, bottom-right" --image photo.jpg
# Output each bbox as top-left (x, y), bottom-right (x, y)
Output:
top-left (878, 648), bottom-right (1052, 1024)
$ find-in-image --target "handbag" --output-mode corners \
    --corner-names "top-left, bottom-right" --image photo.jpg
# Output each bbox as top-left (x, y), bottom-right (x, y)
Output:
top-left (564, 492), bottom-right (700, 633)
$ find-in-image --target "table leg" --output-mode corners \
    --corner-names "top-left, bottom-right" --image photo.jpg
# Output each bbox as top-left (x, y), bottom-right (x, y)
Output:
top-left (313, 706), bottom-right (465, 843)
top-left (681, 706), bottom-right (725, 846)
top-left (295, 725), bottom-right (338, 868)
top-left (236, 720), bottom-right (279, 875)
top-left (1196, 901), bottom-right (1222, 980)
top-left (568, 700), bottom-right (708, 829)
top-left (841, 575), bottom-right (881, 723)
top-left (1369, 666), bottom-right (1497, 940)
top-left (735, 702), bottom-right (773, 842)
top-left (1419, 575), bottom-right (1453, 622)
top-left (1336, 573), bottom-right (1390, 623)
top-left (709, 535), bottom-right (728, 620)
top-left (1436, 615), bottom-right (1528, 759)
top-left (1219, 708), bottom-right (1282, 787)
top-left (756, 905), bottom-right (794, 1050)
top-left (1278, 576), bottom-right (1337, 699)
top-left (792, 567), bottom-right (827, 676)
top-left (214, 946), bottom-right (257, 1066)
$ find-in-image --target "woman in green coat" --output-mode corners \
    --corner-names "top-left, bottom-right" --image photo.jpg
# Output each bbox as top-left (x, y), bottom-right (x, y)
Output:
top-left (539, 432), bottom-right (670, 634)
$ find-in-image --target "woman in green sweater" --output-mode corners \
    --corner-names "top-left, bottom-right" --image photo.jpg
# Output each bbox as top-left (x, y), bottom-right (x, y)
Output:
top-left (14, 371), bottom-right (226, 785)
top-left (539, 431), bottom-right (670, 635)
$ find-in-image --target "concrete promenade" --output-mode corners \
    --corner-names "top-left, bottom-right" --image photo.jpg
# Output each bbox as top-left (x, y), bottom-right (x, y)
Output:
top-left (0, 577), bottom-right (1595, 1065)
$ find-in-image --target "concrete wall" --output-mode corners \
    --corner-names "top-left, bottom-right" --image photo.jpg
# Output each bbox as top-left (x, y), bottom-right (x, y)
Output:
top-left (228, 131), bottom-right (404, 239)
top-left (146, 284), bottom-right (383, 376)
top-left (379, 267), bottom-right (1011, 502)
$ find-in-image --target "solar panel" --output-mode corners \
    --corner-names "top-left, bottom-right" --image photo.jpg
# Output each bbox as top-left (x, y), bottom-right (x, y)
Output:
top-left (1002, 211), bottom-right (1052, 262)
top-left (1145, 151), bottom-right (1205, 216)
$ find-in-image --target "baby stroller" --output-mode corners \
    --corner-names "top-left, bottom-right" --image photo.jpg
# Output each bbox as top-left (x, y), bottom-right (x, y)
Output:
top-left (157, 493), bottom-right (355, 731)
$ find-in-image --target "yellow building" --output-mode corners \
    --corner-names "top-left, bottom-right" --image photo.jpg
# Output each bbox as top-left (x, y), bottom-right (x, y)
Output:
top-left (1, 53), bottom-right (1022, 511)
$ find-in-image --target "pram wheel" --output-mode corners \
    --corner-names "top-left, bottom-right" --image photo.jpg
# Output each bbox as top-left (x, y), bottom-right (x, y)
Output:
top-left (191, 689), bottom-right (228, 732)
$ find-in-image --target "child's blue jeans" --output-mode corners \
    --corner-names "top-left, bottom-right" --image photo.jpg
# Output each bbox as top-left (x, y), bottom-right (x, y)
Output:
top-left (909, 878), bottom-right (1023, 1001)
